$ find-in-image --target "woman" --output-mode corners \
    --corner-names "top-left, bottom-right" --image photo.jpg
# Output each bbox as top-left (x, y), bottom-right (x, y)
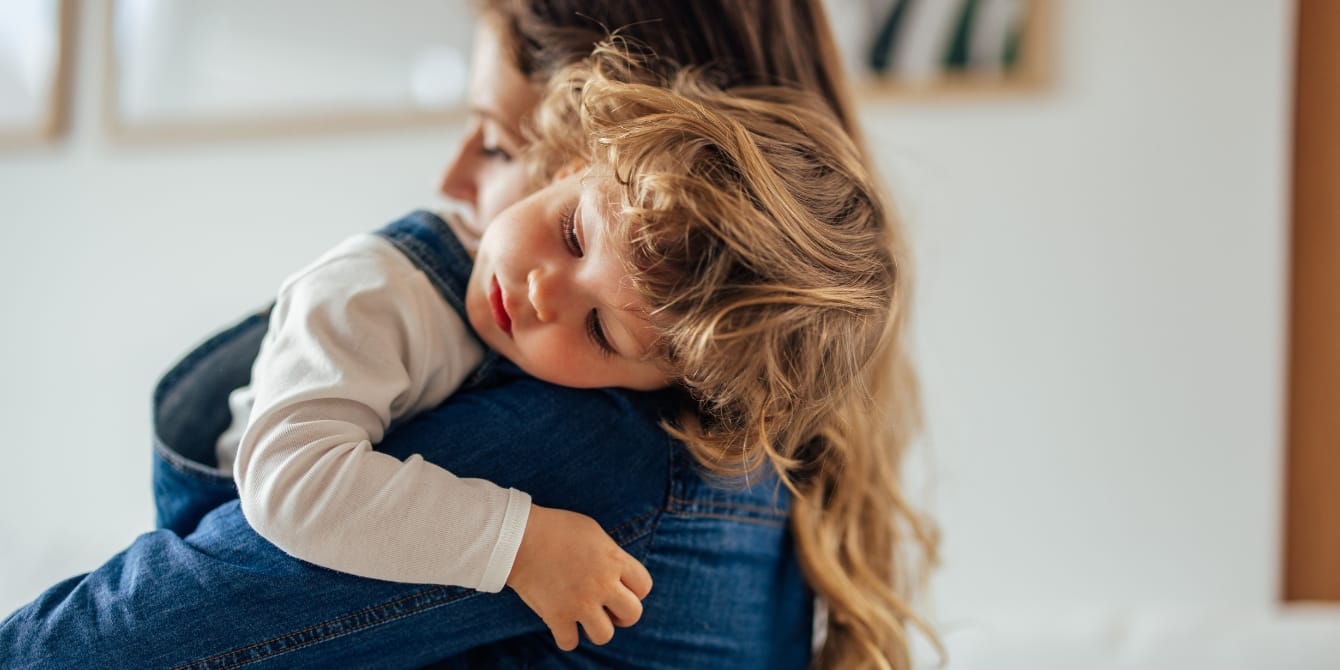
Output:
top-left (445, 5), bottom-right (936, 665)
top-left (0, 2), bottom-right (934, 668)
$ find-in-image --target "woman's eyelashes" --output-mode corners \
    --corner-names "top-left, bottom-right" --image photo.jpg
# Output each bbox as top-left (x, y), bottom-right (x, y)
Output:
top-left (479, 144), bottom-right (513, 161)
top-left (471, 118), bottom-right (511, 161)
top-left (477, 121), bottom-right (515, 161)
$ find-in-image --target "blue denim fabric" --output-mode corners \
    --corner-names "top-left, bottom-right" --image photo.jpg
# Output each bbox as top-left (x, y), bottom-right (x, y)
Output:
top-left (0, 211), bottom-right (813, 669)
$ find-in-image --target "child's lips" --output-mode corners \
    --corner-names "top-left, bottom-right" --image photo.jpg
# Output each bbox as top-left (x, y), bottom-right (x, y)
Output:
top-left (489, 275), bottom-right (513, 337)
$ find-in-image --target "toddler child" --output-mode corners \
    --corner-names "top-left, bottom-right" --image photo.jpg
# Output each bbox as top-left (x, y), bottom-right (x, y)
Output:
top-left (221, 40), bottom-right (897, 653)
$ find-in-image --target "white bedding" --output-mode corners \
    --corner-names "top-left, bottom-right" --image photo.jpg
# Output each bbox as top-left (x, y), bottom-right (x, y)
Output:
top-left (921, 605), bottom-right (1340, 669)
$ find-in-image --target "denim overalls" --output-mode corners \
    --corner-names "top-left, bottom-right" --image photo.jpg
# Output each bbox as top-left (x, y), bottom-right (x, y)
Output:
top-left (1, 211), bottom-right (813, 669)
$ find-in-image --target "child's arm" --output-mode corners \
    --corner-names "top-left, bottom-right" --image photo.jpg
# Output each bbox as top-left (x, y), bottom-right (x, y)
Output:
top-left (235, 234), bottom-right (526, 590)
top-left (234, 234), bottom-right (651, 649)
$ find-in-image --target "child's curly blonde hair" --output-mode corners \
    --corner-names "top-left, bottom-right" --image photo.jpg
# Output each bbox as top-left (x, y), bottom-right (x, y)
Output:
top-left (529, 41), bottom-right (938, 670)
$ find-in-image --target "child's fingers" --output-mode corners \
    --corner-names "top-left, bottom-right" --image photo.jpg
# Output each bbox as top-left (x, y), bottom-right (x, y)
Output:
top-left (548, 620), bottom-right (580, 652)
top-left (580, 611), bottom-right (616, 646)
top-left (605, 588), bottom-right (644, 628)
top-left (621, 559), bottom-right (653, 600)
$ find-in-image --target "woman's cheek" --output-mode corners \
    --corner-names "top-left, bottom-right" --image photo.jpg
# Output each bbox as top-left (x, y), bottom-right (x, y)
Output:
top-left (477, 163), bottom-right (535, 228)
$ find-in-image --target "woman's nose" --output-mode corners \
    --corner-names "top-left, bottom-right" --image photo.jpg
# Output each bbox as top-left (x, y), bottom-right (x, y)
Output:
top-left (438, 141), bottom-right (478, 206)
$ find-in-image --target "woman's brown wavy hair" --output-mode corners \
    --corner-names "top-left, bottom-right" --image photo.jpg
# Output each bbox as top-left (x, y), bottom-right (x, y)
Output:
top-left (523, 42), bottom-right (940, 670)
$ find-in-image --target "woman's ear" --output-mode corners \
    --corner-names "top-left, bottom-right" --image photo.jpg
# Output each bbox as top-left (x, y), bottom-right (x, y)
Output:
top-left (553, 159), bottom-right (587, 181)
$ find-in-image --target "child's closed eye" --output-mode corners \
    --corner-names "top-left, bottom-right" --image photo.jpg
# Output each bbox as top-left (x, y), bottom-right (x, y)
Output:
top-left (586, 310), bottom-right (616, 358)
top-left (560, 206), bottom-right (581, 257)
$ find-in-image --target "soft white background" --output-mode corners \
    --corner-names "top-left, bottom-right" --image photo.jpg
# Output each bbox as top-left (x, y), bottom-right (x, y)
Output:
top-left (2, 1), bottom-right (1330, 666)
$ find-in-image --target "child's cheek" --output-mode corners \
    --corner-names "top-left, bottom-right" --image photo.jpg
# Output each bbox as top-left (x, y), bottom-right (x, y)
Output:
top-left (523, 335), bottom-right (597, 388)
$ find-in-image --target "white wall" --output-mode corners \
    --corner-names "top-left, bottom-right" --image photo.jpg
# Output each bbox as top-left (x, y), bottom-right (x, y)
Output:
top-left (0, 3), bottom-right (461, 606)
top-left (874, 0), bottom-right (1294, 643)
top-left (0, 0), bottom-right (1295, 652)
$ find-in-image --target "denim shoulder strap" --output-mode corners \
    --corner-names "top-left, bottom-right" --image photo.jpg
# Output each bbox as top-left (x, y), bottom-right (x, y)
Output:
top-left (374, 210), bottom-right (474, 325)
top-left (375, 210), bottom-right (503, 387)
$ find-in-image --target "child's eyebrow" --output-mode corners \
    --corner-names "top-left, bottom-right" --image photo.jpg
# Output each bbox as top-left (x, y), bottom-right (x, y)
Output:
top-left (596, 186), bottom-right (621, 224)
top-left (578, 171), bottom-right (622, 220)
top-left (604, 309), bottom-right (655, 362)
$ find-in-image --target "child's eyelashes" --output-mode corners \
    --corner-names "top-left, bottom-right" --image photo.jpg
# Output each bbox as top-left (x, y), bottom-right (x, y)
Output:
top-left (586, 310), bottom-right (616, 359)
top-left (560, 206), bottom-right (582, 257)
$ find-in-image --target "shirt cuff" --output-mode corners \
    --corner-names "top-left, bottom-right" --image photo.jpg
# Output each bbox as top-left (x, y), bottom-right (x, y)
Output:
top-left (476, 487), bottom-right (532, 593)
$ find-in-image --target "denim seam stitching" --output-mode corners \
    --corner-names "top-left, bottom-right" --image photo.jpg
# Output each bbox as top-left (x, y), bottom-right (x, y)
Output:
top-left (170, 586), bottom-right (474, 670)
top-left (644, 446), bottom-right (679, 560)
top-left (153, 440), bottom-right (233, 480)
top-left (635, 507), bottom-right (663, 563)
top-left (663, 510), bottom-right (786, 528)
top-left (665, 495), bottom-right (787, 520)
top-left (605, 508), bottom-right (659, 547)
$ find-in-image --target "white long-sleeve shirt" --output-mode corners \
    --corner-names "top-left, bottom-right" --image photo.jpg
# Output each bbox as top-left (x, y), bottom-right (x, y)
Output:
top-left (216, 233), bottom-right (530, 593)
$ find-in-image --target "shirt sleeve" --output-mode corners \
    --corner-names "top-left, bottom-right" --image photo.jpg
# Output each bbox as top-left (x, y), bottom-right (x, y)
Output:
top-left (233, 234), bottom-right (530, 593)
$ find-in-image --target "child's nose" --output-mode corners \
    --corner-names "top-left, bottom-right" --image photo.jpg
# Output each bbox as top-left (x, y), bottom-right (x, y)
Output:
top-left (527, 269), bottom-right (558, 322)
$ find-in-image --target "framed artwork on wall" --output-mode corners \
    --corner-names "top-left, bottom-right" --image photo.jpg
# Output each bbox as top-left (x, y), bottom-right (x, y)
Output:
top-left (103, 0), bottom-right (476, 141)
top-left (0, 0), bottom-right (72, 146)
top-left (824, 0), bottom-right (1054, 100)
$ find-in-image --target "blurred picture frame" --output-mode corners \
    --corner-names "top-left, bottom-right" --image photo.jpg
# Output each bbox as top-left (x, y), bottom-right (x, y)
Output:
top-left (825, 0), bottom-right (1055, 100)
top-left (0, 0), bottom-right (73, 147)
top-left (103, 0), bottom-right (476, 141)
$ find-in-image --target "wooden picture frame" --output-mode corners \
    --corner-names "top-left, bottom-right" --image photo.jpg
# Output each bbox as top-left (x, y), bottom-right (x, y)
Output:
top-left (102, 0), bottom-right (475, 142)
top-left (0, 0), bottom-right (73, 147)
top-left (1284, 0), bottom-right (1340, 603)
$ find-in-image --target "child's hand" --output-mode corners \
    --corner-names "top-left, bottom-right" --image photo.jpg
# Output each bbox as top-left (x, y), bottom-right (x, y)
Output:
top-left (505, 504), bottom-right (653, 651)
